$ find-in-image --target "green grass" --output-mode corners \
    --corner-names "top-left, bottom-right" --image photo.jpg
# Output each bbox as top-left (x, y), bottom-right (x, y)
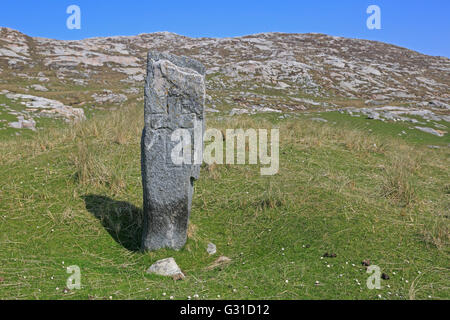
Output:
top-left (0, 104), bottom-right (448, 300)
top-left (312, 111), bottom-right (450, 147)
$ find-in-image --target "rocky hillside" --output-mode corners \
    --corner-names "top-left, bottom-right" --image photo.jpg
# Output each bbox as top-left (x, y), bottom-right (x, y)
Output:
top-left (0, 27), bottom-right (449, 133)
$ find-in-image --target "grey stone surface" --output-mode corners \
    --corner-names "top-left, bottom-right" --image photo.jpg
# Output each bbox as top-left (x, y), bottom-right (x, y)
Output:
top-left (146, 257), bottom-right (184, 278)
top-left (365, 111), bottom-right (381, 120)
top-left (207, 242), bottom-right (217, 255)
top-left (141, 51), bottom-right (206, 251)
top-left (9, 116), bottom-right (36, 131)
top-left (414, 126), bottom-right (445, 137)
top-left (310, 117), bottom-right (328, 123)
top-left (429, 100), bottom-right (450, 110)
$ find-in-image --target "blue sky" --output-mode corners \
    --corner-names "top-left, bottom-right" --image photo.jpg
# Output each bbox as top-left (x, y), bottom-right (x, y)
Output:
top-left (1, 0), bottom-right (449, 57)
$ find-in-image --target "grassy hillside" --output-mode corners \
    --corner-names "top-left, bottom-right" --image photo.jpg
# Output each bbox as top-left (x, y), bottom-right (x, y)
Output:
top-left (0, 103), bottom-right (448, 300)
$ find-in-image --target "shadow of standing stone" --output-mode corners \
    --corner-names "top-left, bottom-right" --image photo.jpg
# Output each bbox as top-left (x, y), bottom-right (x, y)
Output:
top-left (83, 194), bottom-right (143, 252)
top-left (141, 51), bottom-right (206, 251)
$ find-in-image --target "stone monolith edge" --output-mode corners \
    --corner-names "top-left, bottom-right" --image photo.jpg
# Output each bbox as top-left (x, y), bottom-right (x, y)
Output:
top-left (141, 51), bottom-right (205, 251)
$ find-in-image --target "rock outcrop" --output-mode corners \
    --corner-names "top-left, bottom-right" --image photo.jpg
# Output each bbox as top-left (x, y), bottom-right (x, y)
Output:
top-left (0, 27), bottom-right (449, 112)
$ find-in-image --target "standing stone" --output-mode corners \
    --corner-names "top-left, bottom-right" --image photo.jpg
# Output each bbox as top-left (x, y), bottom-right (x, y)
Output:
top-left (141, 51), bottom-right (205, 251)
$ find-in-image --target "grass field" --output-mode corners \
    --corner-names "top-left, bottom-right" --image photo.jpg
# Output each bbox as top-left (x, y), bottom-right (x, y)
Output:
top-left (0, 103), bottom-right (448, 300)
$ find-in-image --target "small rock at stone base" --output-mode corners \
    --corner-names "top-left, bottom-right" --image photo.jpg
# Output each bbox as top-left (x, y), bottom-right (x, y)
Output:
top-left (146, 258), bottom-right (185, 279)
top-left (207, 242), bottom-right (217, 255)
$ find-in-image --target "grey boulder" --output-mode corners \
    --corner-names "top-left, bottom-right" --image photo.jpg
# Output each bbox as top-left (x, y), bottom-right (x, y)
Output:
top-left (146, 258), bottom-right (184, 278)
top-left (207, 242), bottom-right (217, 255)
